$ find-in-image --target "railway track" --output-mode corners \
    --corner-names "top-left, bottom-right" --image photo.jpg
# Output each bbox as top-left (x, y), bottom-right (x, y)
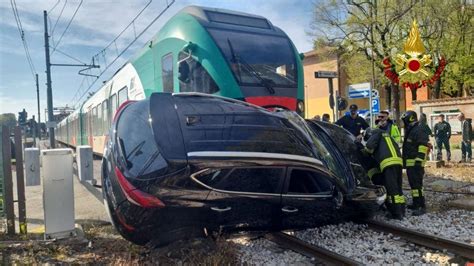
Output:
top-left (365, 219), bottom-right (474, 260)
top-left (265, 219), bottom-right (474, 264)
top-left (265, 232), bottom-right (360, 265)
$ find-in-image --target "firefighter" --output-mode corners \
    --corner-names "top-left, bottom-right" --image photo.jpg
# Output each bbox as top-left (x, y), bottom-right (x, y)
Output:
top-left (401, 111), bottom-right (430, 216)
top-left (376, 111), bottom-right (401, 143)
top-left (362, 128), bottom-right (405, 219)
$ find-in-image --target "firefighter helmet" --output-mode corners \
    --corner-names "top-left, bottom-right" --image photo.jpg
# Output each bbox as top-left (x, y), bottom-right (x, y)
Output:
top-left (401, 110), bottom-right (418, 126)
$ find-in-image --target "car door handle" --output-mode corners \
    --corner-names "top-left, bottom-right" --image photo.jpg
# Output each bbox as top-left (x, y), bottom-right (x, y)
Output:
top-left (211, 206), bottom-right (231, 212)
top-left (281, 206), bottom-right (298, 213)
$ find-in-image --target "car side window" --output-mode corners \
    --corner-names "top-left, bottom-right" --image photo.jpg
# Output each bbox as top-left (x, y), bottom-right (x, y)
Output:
top-left (197, 167), bottom-right (283, 194)
top-left (287, 168), bottom-right (333, 194)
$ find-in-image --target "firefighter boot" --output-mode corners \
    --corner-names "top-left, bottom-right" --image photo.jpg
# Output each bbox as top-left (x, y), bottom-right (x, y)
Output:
top-left (385, 203), bottom-right (403, 220)
top-left (412, 196), bottom-right (426, 216)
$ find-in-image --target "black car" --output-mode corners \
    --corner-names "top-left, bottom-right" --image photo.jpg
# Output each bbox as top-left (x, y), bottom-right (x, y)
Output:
top-left (102, 93), bottom-right (386, 245)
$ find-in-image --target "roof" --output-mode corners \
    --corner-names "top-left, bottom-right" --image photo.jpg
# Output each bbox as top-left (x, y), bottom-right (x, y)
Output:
top-left (413, 96), bottom-right (474, 105)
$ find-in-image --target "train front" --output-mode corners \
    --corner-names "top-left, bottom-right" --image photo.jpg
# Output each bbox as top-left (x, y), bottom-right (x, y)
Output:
top-left (149, 6), bottom-right (304, 115)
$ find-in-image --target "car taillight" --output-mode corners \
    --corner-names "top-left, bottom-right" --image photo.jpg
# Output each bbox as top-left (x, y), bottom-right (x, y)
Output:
top-left (114, 166), bottom-right (165, 208)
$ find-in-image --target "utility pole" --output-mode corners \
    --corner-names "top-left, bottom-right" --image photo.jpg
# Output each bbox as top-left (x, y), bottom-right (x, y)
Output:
top-left (43, 10), bottom-right (99, 148)
top-left (36, 74), bottom-right (40, 125)
top-left (44, 10), bottom-right (55, 148)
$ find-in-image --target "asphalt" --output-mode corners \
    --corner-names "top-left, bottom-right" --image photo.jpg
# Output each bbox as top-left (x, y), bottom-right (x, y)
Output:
top-left (11, 153), bottom-right (108, 235)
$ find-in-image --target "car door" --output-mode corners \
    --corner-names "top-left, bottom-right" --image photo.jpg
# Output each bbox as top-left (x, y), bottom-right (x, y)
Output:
top-left (279, 167), bottom-right (342, 230)
top-left (192, 166), bottom-right (284, 232)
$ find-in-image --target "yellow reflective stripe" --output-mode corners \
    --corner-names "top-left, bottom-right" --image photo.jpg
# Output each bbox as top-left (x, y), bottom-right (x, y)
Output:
top-left (412, 189), bottom-right (419, 197)
top-left (385, 136), bottom-right (398, 158)
top-left (380, 157), bottom-right (403, 171)
top-left (418, 145), bottom-right (428, 154)
top-left (415, 158), bottom-right (424, 162)
top-left (390, 125), bottom-right (401, 143)
top-left (394, 195), bottom-right (406, 204)
top-left (368, 168), bottom-right (381, 178)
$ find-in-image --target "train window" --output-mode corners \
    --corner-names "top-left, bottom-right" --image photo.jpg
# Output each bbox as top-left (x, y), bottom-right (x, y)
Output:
top-left (287, 169), bottom-right (333, 194)
top-left (110, 94), bottom-right (117, 119)
top-left (92, 107), bottom-right (97, 136)
top-left (102, 100), bottom-right (108, 134)
top-left (97, 104), bottom-right (102, 136)
top-left (208, 28), bottom-right (297, 87)
top-left (178, 52), bottom-right (219, 94)
top-left (204, 167), bottom-right (283, 194)
top-left (161, 53), bottom-right (173, 93)
top-left (205, 10), bottom-right (271, 29)
top-left (118, 87), bottom-right (128, 106)
top-left (116, 101), bottom-right (167, 179)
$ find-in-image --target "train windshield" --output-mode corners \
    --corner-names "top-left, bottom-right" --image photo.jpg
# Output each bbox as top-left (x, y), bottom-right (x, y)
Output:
top-left (208, 29), bottom-right (297, 88)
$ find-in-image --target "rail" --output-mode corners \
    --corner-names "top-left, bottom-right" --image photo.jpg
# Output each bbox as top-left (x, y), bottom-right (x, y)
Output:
top-left (365, 219), bottom-right (474, 260)
top-left (265, 232), bottom-right (361, 265)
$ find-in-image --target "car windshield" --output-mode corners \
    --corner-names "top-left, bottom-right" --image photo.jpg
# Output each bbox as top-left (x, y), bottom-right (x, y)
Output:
top-left (208, 28), bottom-right (297, 87)
top-left (280, 112), bottom-right (346, 182)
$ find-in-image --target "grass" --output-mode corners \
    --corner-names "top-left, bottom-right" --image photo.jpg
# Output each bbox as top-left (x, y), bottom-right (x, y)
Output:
top-left (0, 221), bottom-right (239, 264)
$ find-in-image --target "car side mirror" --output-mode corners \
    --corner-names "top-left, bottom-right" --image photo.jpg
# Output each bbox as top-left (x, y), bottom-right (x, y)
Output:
top-left (178, 60), bottom-right (190, 83)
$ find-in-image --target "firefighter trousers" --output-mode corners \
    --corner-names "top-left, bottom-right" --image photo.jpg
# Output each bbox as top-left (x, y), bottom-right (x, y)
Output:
top-left (406, 165), bottom-right (425, 208)
top-left (383, 166), bottom-right (403, 197)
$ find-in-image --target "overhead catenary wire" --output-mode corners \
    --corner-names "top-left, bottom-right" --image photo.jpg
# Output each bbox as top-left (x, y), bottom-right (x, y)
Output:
top-left (10, 0), bottom-right (36, 82)
top-left (51, 0), bottom-right (83, 55)
top-left (50, 0), bottom-right (67, 40)
top-left (72, 0), bottom-right (176, 107)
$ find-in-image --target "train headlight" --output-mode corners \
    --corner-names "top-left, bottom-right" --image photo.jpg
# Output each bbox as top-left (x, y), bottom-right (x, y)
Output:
top-left (297, 100), bottom-right (304, 116)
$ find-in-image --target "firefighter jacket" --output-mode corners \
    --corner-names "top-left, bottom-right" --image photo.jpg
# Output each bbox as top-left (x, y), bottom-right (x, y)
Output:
top-left (402, 122), bottom-right (430, 167)
top-left (378, 120), bottom-right (401, 143)
top-left (364, 128), bottom-right (402, 172)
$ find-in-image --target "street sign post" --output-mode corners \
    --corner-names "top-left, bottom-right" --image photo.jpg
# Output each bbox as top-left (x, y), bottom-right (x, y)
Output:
top-left (314, 71), bottom-right (338, 122)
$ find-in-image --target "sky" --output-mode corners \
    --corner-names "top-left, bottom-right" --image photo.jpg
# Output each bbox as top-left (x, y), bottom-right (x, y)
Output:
top-left (0, 0), bottom-right (315, 120)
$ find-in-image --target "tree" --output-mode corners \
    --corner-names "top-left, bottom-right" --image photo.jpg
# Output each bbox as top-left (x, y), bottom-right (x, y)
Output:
top-left (310, 0), bottom-right (419, 123)
top-left (0, 113), bottom-right (17, 128)
top-left (310, 0), bottom-right (473, 120)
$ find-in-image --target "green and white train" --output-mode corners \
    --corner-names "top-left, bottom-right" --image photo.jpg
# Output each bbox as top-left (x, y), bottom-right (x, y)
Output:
top-left (57, 5), bottom-right (305, 155)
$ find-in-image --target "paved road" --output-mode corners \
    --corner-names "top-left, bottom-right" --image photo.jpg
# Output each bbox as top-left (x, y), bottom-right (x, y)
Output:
top-left (11, 156), bottom-right (108, 234)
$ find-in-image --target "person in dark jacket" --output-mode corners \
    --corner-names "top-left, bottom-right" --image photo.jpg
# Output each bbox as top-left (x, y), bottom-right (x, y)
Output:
top-left (335, 104), bottom-right (369, 139)
top-left (434, 114), bottom-right (451, 161)
top-left (458, 113), bottom-right (472, 163)
top-left (401, 111), bottom-right (429, 216)
top-left (363, 128), bottom-right (405, 219)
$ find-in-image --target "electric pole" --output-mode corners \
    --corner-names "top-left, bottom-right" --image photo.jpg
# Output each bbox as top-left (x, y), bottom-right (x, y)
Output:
top-left (44, 10), bottom-right (55, 148)
top-left (42, 10), bottom-right (99, 148)
top-left (36, 73), bottom-right (41, 141)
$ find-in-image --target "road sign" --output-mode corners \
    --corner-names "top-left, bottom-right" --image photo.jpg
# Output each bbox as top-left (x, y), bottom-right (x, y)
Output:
top-left (315, 71), bottom-right (337, 78)
top-left (372, 98), bottom-right (380, 114)
top-left (348, 82), bottom-right (371, 99)
top-left (372, 89), bottom-right (379, 98)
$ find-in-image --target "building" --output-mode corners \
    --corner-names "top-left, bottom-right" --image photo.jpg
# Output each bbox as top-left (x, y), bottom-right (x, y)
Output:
top-left (303, 48), bottom-right (415, 121)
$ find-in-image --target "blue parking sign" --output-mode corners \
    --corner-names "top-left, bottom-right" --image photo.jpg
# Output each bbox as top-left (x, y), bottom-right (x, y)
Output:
top-left (372, 98), bottom-right (380, 114)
